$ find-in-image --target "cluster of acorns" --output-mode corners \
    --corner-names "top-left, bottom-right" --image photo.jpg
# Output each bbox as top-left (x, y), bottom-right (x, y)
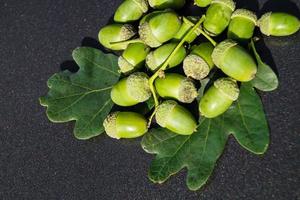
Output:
top-left (98, 0), bottom-right (300, 139)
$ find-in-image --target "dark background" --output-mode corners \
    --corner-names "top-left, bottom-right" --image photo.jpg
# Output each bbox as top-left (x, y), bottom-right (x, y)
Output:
top-left (0, 0), bottom-right (299, 199)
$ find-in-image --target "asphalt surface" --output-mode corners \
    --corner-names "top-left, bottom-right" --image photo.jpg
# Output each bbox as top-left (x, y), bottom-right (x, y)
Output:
top-left (0, 0), bottom-right (299, 199)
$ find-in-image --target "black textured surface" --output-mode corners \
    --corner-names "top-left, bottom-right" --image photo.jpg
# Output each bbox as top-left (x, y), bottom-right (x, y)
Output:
top-left (0, 0), bottom-right (300, 199)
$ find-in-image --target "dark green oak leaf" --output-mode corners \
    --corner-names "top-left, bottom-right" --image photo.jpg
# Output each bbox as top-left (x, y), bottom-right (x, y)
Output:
top-left (142, 117), bottom-right (228, 191)
top-left (40, 47), bottom-right (120, 140)
top-left (142, 118), bottom-right (227, 190)
top-left (224, 82), bottom-right (269, 154)
top-left (145, 97), bottom-right (155, 111)
top-left (250, 39), bottom-right (279, 91)
top-left (141, 82), bottom-right (269, 190)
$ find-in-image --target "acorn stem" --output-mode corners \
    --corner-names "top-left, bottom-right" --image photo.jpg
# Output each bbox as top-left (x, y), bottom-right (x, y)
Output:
top-left (198, 29), bottom-right (217, 46)
top-left (148, 15), bottom-right (205, 124)
top-left (110, 38), bottom-right (144, 47)
top-left (148, 107), bottom-right (157, 127)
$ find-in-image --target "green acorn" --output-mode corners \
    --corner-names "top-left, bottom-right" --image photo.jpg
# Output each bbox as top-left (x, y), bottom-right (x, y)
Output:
top-left (111, 72), bottom-right (151, 106)
top-left (146, 42), bottom-right (186, 71)
top-left (212, 39), bottom-right (257, 82)
top-left (203, 0), bottom-right (236, 36)
top-left (258, 12), bottom-right (300, 36)
top-left (114, 0), bottom-right (149, 23)
top-left (98, 24), bottom-right (136, 50)
top-left (194, 0), bottom-right (212, 7)
top-left (227, 9), bottom-right (257, 41)
top-left (118, 42), bottom-right (150, 74)
top-left (148, 0), bottom-right (186, 9)
top-left (103, 112), bottom-right (148, 139)
top-left (156, 100), bottom-right (197, 135)
top-left (154, 73), bottom-right (198, 103)
top-left (139, 10), bottom-right (182, 47)
top-left (183, 42), bottom-right (214, 80)
top-left (199, 77), bottom-right (239, 118)
top-left (173, 16), bottom-right (202, 43)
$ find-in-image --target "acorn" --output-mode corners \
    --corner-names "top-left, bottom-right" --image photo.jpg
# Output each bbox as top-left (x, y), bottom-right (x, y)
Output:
top-left (194, 0), bottom-right (212, 7)
top-left (183, 42), bottom-right (214, 80)
top-left (156, 100), bottom-right (197, 135)
top-left (227, 9), bottom-right (257, 41)
top-left (139, 10), bottom-right (182, 47)
top-left (111, 72), bottom-right (152, 106)
top-left (212, 39), bottom-right (257, 82)
top-left (148, 0), bottom-right (186, 9)
top-left (98, 24), bottom-right (136, 50)
top-left (118, 42), bottom-right (150, 74)
top-left (114, 0), bottom-right (149, 23)
top-left (258, 12), bottom-right (300, 36)
top-left (154, 73), bottom-right (198, 103)
top-left (146, 42), bottom-right (186, 71)
top-left (199, 77), bottom-right (239, 118)
top-left (173, 16), bottom-right (202, 43)
top-left (203, 0), bottom-right (236, 36)
top-left (103, 112), bottom-right (148, 139)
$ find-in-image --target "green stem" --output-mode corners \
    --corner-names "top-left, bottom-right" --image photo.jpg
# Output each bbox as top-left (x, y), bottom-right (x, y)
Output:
top-left (147, 15), bottom-right (206, 125)
top-left (148, 107), bottom-right (157, 127)
top-left (110, 38), bottom-right (144, 47)
top-left (198, 29), bottom-right (217, 46)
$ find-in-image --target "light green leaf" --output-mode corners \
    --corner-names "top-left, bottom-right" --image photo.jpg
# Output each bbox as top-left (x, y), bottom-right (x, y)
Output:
top-left (250, 40), bottom-right (279, 91)
top-left (225, 82), bottom-right (269, 154)
top-left (142, 82), bottom-right (269, 190)
top-left (40, 47), bottom-right (120, 140)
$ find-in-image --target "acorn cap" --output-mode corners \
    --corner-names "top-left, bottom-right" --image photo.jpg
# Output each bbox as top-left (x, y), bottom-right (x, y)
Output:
top-left (118, 56), bottom-right (134, 74)
top-left (103, 112), bottom-right (120, 139)
top-left (155, 100), bottom-right (177, 127)
top-left (212, 39), bottom-right (237, 68)
top-left (120, 24), bottom-right (137, 41)
top-left (145, 51), bottom-right (159, 71)
top-left (258, 12), bottom-right (272, 36)
top-left (132, 0), bottom-right (149, 13)
top-left (127, 72), bottom-right (152, 102)
top-left (211, 0), bottom-right (236, 11)
top-left (214, 77), bottom-right (239, 101)
top-left (139, 22), bottom-right (162, 48)
top-left (183, 54), bottom-right (210, 80)
top-left (178, 78), bottom-right (198, 103)
top-left (232, 9), bottom-right (257, 25)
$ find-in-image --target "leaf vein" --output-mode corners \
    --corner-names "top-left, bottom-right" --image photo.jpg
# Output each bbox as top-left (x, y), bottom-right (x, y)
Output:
top-left (56, 75), bottom-right (94, 91)
top-left (156, 136), bottom-right (191, 177)
top-left (51, 87), bottom-right (111, 115)
top-left (50, 86), bottom-right (112, 101)
top-left (150, 133), bottom-right (179, 148)
top-left (237, 101), bottom-right (253, 145)
top-left (77, 99), bottom-right (112, 133)
top-left (200, 119), bottom-right (210, 160)
top-left (76, 54), bottom-right (119, 76)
